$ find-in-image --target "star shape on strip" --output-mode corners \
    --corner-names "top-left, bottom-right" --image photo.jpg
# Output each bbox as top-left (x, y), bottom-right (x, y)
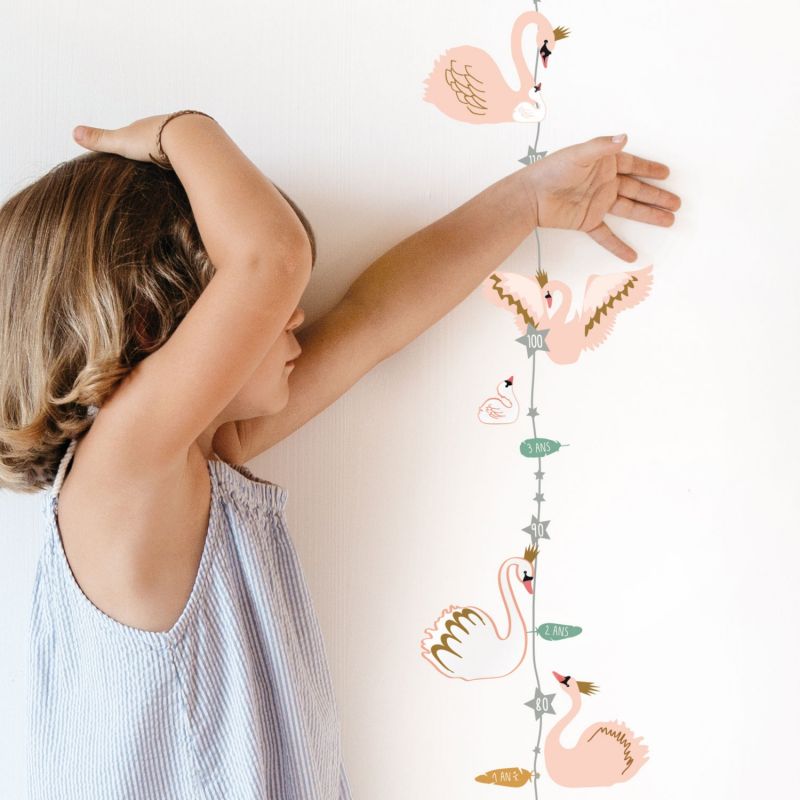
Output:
top-left (528, 406), bottom-right (540, 419)
top-left (522, 514), bottom-right (550, 541)
top-left (534, 491), bottom-right (545, 503)
top-left (516, 325), bottom-right (550, 357)
top-left (524, 687), bottom-right (557, 720)
top-left (518, 146), bottom-right (548, 166)
top-left (535, 469), bottom-right (545, 480)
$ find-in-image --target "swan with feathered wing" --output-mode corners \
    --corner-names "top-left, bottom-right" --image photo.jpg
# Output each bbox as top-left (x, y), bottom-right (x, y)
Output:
top-left (482, 265), bottom-right (653, 364)
top-left (420, 545), bottom-right (538, 681)
top-left (545, 670), bottom-right (649, 786)
top-left (422, 11), bottom-right (570, 124)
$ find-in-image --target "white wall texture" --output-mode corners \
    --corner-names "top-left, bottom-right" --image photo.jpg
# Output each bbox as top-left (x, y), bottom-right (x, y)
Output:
top-left (1, 0), bottom-right (798, 797)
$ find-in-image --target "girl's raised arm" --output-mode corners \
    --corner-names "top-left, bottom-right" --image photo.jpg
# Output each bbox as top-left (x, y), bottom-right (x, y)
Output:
top-left (76, 113), bottom-right (311, 468)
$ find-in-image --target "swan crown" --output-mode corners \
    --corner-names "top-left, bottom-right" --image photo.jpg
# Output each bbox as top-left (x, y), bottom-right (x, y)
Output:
top-left (535, 267), bottom-right (549, 288)
top-left (553, 25), bottom-right (570, 41)
top-left (577, 680), bottom-right (599, 696)
top-left (523, 544), bottom-right (540, 564)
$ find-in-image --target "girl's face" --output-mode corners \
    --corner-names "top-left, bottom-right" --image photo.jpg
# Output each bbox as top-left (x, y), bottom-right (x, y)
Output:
top-left (230, 302), bottom-right (305, 420)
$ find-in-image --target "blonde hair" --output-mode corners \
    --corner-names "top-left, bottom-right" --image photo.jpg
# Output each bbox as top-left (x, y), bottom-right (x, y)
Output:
top-left (0, 151), bottom-right (315, 494)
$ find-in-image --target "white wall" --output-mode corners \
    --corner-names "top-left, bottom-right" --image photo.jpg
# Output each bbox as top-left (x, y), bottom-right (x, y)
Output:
top-left (2, 0), bottom-right (798, 797)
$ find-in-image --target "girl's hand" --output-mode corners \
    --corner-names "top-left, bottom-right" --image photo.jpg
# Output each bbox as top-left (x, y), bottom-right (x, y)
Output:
top-left (72, 114), bottom-right (172, 164)
top-left (525, 133), bottom-right (681, 262)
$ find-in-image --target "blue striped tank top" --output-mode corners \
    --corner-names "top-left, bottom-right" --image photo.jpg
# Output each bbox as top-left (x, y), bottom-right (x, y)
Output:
top-left (27, 437), bottom-right (353, 800)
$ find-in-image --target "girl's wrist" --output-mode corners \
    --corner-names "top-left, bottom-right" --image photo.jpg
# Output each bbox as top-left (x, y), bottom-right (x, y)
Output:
top-left (156, 111), bottom-right (219, 170)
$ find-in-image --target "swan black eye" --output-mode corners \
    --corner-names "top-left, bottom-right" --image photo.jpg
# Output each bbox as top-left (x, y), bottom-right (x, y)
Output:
top-left (560, 675), bottom-right (571, 687)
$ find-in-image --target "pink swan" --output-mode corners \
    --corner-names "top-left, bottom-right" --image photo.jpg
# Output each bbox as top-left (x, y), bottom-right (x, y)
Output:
top-left (545, 670), bottom-right (649, 787)
top-left (482, 265), bottom-right (654, 364)
top-left (422, 11), bottom-right (570, 124)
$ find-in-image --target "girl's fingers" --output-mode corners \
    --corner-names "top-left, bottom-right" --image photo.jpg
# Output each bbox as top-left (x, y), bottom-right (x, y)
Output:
top-left (618, 174), bottom-right (681, 212)
top-left (616, 150), bottom-right (671, 179)
top-left (72, 125), bottom-right (113, 153)
top-left (609, 192), bottom-right (676, 227)
top-left (586, 221), bottom-right (637, 263)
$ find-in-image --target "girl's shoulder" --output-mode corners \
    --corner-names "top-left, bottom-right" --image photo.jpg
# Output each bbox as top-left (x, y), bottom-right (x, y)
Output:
top-left (55, 412), bottom-right (214, 634)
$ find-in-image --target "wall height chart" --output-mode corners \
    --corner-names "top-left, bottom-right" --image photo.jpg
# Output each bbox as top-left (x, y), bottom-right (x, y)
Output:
top-left (419, 4), bottom-right (651, 794)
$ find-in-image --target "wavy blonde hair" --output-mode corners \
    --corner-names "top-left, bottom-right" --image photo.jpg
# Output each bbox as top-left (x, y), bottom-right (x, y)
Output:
top-left (0, 151), bottom-right (315, 494)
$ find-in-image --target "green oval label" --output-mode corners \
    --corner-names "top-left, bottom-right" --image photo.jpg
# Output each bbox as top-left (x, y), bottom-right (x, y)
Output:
top-left (537, 623), bottom-right (582, 641)
top-left (519, 438), bottom-right (570, 458)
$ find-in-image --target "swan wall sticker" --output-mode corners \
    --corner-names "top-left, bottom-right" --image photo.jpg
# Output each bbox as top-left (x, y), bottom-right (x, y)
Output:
top-left (483, 265), bottom-right (653, 364)
top-left (422, 10), bottom-right (570, 124)
top-left (477, 375), bottom-right (519, 423)
top-left (545, 672), bottom-right (649, 787)
top-left (419, 545), bottom-right (539, 680)
top-left (421, 4), bottom-right (651, 795)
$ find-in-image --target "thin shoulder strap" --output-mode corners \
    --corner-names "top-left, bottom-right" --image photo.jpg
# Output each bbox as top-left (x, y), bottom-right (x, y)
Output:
top-left (51, 406), bottom-right (98, 498)
top-left (51, 437), bottom-right (78, 499)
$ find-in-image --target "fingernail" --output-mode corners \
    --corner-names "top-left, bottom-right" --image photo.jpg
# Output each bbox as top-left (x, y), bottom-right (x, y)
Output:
top-left (73, 126), bottom-right (86, 139)
top-left (612, 133), bottom-right (626, 142)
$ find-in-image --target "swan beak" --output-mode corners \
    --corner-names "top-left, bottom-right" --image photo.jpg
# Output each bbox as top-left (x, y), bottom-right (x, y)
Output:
top-left (541, 54), bottom-right (549, 68)
top-left (545, 290), bottom-right (552, 308)
top-left (552, 670), bottom-right (564, 682)
top-left (522, 576), bottom-right (533, 594)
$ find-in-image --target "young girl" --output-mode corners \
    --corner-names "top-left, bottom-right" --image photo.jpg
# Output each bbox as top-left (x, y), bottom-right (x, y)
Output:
top-left (0, 110), bottom-right (679, 799)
